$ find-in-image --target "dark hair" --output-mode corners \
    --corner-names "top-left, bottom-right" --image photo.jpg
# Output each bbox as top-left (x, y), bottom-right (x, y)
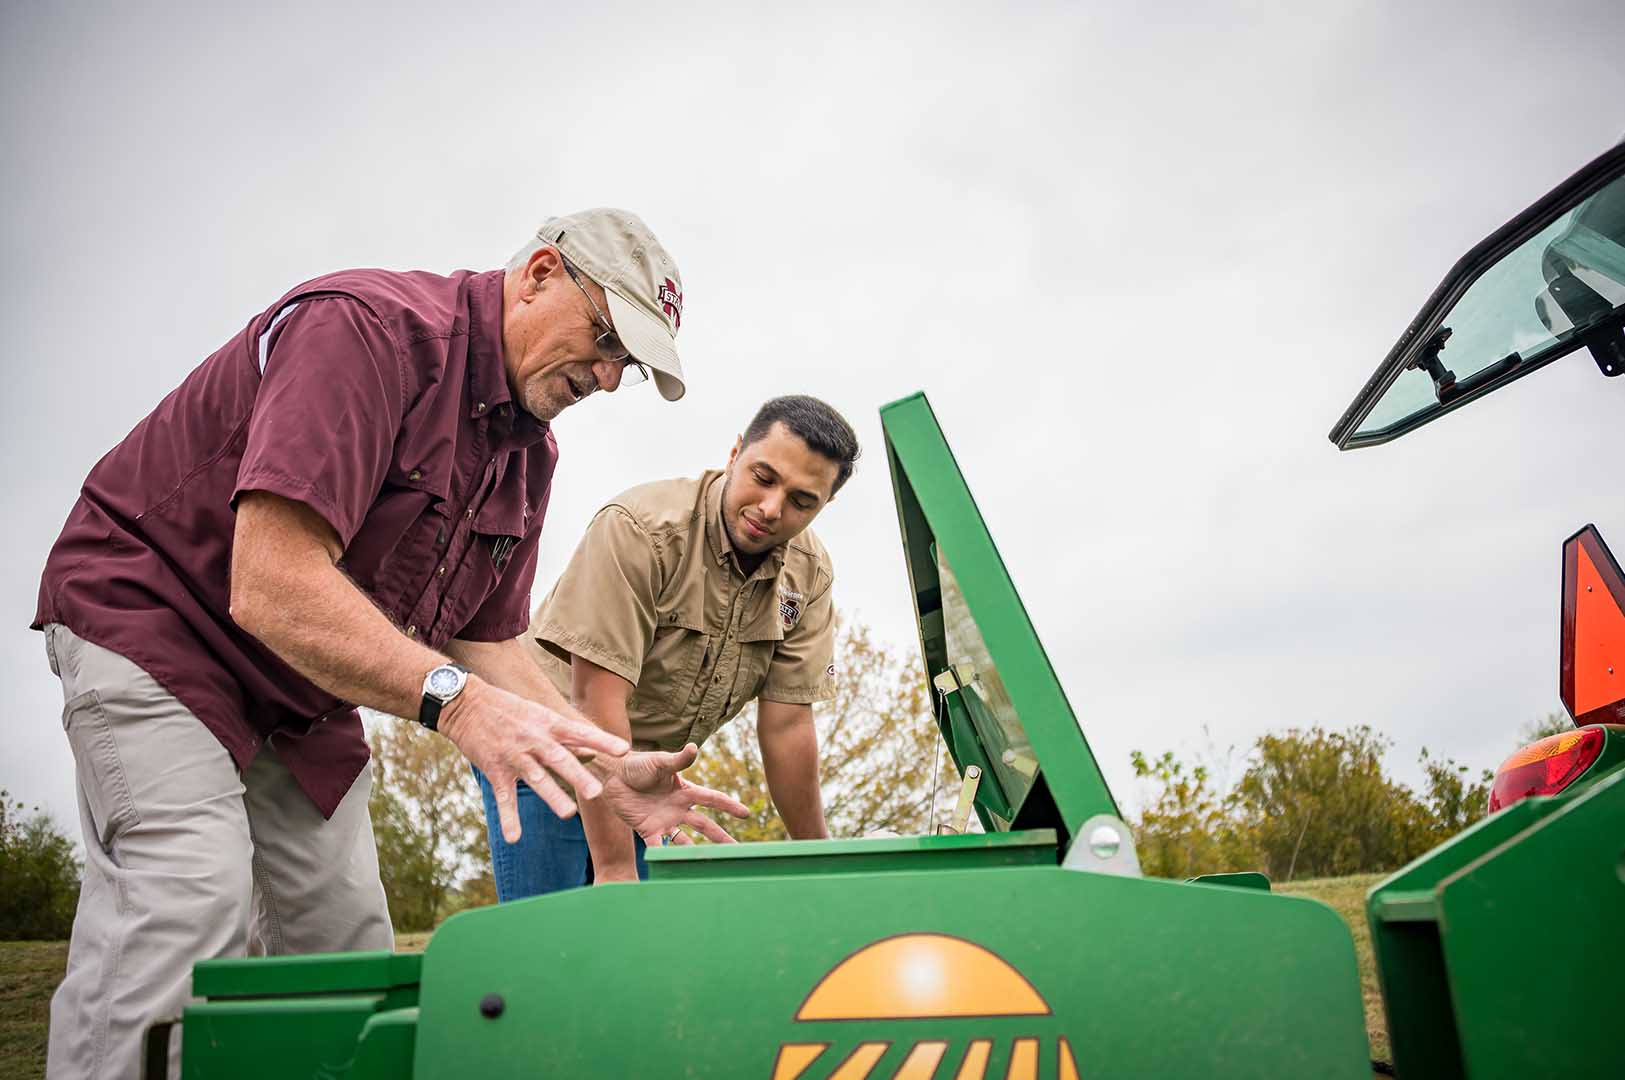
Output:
top-left (742, 395), bottom-right (861, 495)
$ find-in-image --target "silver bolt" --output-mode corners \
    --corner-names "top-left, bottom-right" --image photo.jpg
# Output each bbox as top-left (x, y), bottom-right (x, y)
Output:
top-left (1089, 824), bottom-right (1121, 860)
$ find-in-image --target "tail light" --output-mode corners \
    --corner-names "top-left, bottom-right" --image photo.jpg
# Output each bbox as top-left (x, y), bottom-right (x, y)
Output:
top-left (1488, 727), bottom-right (1605, 812)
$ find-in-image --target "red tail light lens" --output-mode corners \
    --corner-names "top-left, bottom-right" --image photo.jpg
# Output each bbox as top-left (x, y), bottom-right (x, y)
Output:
top-left (1488, 727), bottom-right (1605, 812)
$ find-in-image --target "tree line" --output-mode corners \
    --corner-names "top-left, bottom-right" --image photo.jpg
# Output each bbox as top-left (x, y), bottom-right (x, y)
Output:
top-left (1127, 714), bottom-right (1570, 881)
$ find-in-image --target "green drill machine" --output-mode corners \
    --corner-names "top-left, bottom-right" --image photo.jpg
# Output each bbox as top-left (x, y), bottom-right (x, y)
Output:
top-left (166, 143), bottom-right (1625, 1079)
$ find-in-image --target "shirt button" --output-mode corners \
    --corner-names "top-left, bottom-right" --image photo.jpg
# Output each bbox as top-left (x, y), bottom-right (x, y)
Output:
top-left (409, 470), bottom-right (422, 482)
top-left (476, 402), bottom-right (486, 413)
top-left (406, 625), bottom-right (418, 637)
top-left (465, 508), bottom-right (474, 519)
top-left (437, 566), bottom-right (446, 576)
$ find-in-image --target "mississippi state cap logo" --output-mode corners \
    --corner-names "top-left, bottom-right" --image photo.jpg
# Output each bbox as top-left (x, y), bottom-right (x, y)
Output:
top-left (771, 933), bottom-right (1079, 1079)
top-left (659, 277), bottom-right (683, 331)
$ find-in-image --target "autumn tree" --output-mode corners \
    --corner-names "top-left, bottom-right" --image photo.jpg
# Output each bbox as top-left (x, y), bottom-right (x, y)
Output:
top-left (0, 790), bottom-right (81, 939)
top-left (1233, 726), bottom-right (1422, 880)
top-left (364, 715), bottom-right (490, 931)
top-left (1131, 725), bottom-right (1504, 882)
top-left (1517, 712), bottom-right (1574, 746)
top-left (684, 619), bottom-right (958, 841)
top-left (1414, 748), bottom-right (1492, 842)
top-left (1128, 751), bottom-right (1260, 879)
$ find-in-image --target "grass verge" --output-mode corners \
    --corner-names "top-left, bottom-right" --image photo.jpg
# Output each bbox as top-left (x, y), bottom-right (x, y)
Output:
top-left (0, 942), bottom-right (62, 1080)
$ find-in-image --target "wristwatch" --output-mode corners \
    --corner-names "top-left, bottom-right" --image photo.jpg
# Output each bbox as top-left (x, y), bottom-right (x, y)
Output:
top-left (418, 663), bottom-right (470, 731)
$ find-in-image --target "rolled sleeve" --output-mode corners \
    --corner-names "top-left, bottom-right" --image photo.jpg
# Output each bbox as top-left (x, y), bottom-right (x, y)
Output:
top-left (761, 571), bottom-right (836, 704)
top-left (233, 298), bottom-right (401, 547)
top-left (531, 506), bottom-right (661, 686)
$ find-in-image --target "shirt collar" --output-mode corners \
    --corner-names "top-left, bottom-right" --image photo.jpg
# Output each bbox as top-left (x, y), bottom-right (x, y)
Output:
top-left (705, 471), bottom-right (786, 581)
top-left (469, 269), bottom-right (549, 450)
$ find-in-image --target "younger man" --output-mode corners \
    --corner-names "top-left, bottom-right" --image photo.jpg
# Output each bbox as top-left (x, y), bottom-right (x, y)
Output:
top-left (475, 395), bottom-right (859, 895)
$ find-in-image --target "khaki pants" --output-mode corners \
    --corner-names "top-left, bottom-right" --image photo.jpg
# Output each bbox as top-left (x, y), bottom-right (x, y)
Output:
top-left (43, 624), bottom-right (394, 1080)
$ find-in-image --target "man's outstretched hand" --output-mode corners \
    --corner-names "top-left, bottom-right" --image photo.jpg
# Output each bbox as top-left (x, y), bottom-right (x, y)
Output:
top-left (602, 742), bottom-right (750, 846)
top-left (438, 675), bottom-right (630, 843)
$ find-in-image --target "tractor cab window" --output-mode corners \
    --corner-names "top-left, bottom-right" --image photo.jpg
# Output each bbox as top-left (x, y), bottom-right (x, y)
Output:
top-left (1354, 173), bottom-right (1625, 440)
top-left (1332, 144), bottom-right (1625, 450)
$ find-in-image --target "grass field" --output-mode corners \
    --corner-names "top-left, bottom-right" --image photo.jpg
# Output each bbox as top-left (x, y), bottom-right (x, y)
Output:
top-left (2, 878), bottom-right (1390, 1078)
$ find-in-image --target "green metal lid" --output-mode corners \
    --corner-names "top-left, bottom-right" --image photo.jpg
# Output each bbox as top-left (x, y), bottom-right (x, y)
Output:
top-left (881, 392), bottom-right (1118, 843)
top-left (192, 949), bottom-right (422, 999)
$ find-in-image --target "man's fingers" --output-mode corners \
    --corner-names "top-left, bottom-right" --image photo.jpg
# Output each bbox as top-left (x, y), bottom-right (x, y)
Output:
top-left (680, 780), bottom-right (750, 819)
top-left (685, 811), bottom-right (736, 844)
top-left (538, 742), bottom-right (604, 801)
top-left (493, 782), bottom-right (523, 844)
top-left (523, 766), bottom-right (579, 820)
top-left (550, 715), bottom-right (630, 760)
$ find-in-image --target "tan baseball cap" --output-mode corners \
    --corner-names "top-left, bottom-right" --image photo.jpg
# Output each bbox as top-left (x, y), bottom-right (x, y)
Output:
top-left (536, 208), bottom-right (686, 401)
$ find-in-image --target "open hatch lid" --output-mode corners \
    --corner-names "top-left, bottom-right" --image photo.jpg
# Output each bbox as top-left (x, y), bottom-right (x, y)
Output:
top-left (882, 392), bottom-right (1118, 846)
top-left (1330, 140), bottom-right (1625, 450)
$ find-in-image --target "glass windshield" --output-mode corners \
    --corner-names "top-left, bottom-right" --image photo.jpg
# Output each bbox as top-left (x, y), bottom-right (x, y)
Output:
top-left (937, 551), bottom-right (1038, 815)
top-left (1354, 173), bottom-right (1625, 438)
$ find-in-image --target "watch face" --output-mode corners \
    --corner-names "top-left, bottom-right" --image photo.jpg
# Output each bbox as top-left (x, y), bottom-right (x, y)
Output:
top-left (428, 666), bottom-right (463, 697)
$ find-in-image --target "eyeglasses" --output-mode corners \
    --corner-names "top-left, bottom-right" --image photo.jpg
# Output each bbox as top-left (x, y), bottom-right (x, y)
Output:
top-left (559, 255), bottom-right (650, 387)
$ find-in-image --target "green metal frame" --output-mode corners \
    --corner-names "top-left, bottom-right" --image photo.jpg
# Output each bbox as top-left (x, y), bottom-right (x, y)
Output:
top-left (1367, 766), bottom-right (1625, 1079)
top-left (881, 392), bottom-right (1118, 842)
top-left (180, 953), bottom-right (421, 1079)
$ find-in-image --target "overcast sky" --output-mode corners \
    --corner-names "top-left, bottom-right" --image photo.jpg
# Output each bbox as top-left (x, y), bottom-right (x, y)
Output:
top-left (3, 1), bottom-right (1621, 837)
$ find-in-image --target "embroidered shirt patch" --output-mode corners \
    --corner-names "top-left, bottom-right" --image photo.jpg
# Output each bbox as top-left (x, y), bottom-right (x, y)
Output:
top-left (779, 586), bottom-right (804, 630)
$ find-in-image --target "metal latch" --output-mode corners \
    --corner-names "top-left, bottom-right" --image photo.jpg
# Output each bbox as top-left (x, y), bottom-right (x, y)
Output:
top-left (936, 765), bottom-right (981, 835)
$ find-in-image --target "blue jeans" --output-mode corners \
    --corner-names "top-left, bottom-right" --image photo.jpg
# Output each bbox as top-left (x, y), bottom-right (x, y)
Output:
top-left (471, 764), bottom-right (648, 900)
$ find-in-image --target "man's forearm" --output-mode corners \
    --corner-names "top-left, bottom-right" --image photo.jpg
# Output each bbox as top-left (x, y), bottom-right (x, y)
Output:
top-left (231, 495), bottom-right (447, 719)
top-left (570, 656), bottom-right (643, 880)
top-left (758, 700), bottom-right (828, 839)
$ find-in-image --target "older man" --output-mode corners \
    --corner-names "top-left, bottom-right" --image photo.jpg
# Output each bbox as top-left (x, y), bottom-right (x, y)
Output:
top-left (475, 395), bottom-right (859, 897)
top-left (32, 208), bottom-right (746, 1079)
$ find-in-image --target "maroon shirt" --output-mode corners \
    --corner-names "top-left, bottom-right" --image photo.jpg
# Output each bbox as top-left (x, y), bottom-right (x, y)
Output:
top-left (34, 269), bottom-right (556, 816)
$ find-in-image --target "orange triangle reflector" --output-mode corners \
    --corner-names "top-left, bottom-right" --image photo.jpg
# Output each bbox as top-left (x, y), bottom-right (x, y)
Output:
top-left (1562, 525), bottom-right (1625, 723)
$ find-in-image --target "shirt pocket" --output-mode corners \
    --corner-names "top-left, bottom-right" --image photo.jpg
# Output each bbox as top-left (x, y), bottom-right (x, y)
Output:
top-left (629, 602), bottom-right (701, 745)
top-left (732, 609), bottom-right (783, 707)
top-left (471, 493), bottom-right (527, 579)
top-left (351, 461), bottom-right (451, 607)
top-left (419, 492), bottom-right (527, 646)
top-left (61, 689), bottom-right (141, 857)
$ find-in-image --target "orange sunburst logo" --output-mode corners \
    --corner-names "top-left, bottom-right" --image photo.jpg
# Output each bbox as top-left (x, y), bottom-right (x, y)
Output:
top-left (771, 933), bottom-right (1079, 1079)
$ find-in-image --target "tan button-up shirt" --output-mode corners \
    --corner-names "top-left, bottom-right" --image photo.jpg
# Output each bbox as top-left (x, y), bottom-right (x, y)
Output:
top-left (526, 470), bottom-right (836, 750)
